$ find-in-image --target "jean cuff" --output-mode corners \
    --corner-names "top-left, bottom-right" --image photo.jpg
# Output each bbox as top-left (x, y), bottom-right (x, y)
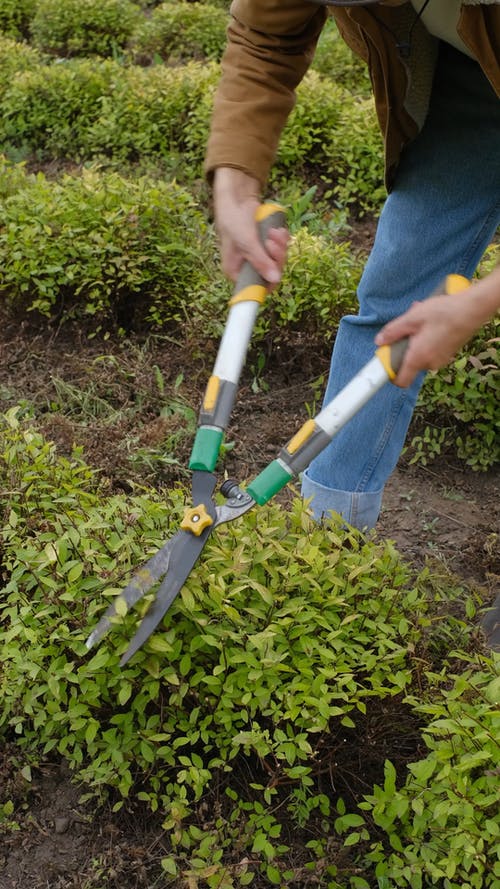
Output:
top-left (301, 469), bottom-right (383, 531)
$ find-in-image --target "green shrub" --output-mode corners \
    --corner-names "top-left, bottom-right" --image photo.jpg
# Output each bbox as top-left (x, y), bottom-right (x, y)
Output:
top-left (333, 97), bottom-right (385, 213)
top-left (0, 161), bottom-right (210, 325)
top-left (0, 56), bottom-right (219, 170)
top-left (411, 248), bottom-right (500, 471)
top-left (272, 70), bottom-right (385, 214)
top-left (84, 60), bottom-right (219, 167)
top-left (0, 152), bottom-right (29, 196)
top-left (129, 0), bottom-right (229, 65)
top-left (360, 662), bottom-right (500, 889)
top-left (0, 0), bottom-right (38, 39)
top-left (0, 407), bottom-right (428, 882)
top-left (0, 33), bottom-right (45, 93)
top-left (1, 408), bottom-right (497, 885)
top-left (0, 43), bottom-right (383, 214)
top-left (30, 0), bottom-right (142, 57)
top-left (275, 70), bottom-right (344, 172)
top-left (312, 17), bottom-right (371, 97)
top-left (411, 323), bottom-right (499, 471)
top-left (0, 57), bottom-right (120, 158)
top-left (271, 228), bottom-right (362, 331)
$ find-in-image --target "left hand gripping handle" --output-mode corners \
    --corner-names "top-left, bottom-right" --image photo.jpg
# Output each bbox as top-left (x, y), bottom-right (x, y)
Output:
top-left (246, 273), bottom-right (471, 505)
top-left (189, 202), bottom-right (286, 473)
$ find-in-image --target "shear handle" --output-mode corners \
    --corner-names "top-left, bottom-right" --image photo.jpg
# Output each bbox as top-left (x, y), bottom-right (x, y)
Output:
top-left (189, 202), bottom-right (286, 473)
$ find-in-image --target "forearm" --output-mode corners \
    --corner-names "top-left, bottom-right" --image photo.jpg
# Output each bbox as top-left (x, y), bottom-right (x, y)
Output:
top-left (460, 265), bottom-right (500, 330)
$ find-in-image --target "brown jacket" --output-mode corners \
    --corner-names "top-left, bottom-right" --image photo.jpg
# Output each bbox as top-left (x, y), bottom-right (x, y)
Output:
top-left (205, 1), bottom-right (500, 190)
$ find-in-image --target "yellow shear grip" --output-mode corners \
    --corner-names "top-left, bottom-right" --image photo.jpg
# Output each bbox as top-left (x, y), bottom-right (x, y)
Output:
top-left (203, 375), bottom-right (220, 412)
top-left (255, 202), bottom-right (285, 222)
top-left (377, 273), bottom-right (470, 380)
top-left (180, 503), bottom-right (214, 536)
top-left (229, 283), bottom-right (267, 307)
top-left (286, 419), bottom-right (317, 455)
top-left (376, 344), bottom-right (397, 380)
top-left (444, 273), bottom-right (470, 294)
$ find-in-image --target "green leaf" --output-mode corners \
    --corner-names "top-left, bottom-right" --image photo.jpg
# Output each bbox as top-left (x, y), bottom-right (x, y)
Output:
top-left (161, 858), bottom-right (177, 876)
top-left (344, 832), bottom-right (361, 846)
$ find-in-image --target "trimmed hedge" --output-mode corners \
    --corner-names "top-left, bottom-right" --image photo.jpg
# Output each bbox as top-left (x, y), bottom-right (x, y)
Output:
top-left (1, 409), bottom-right (498, 887)
top-left (0, 56), bottom-right (219, 166)
top-left (0, 33), bottom-right (45, 91)
top-left (0, 159), bottom-right (210, 325)
top-left (0, 44), bottom-right (383, 211)
top-left (128, 0), bottom-right (229, 65)
top-left (0, 157), bottom-right (365, 336)
top-left (0, 0), bottom-right (37, 39)
top-left (30, 0), bottom-right (142, 58)
top-left (274, 70), bottom-right (385, 214)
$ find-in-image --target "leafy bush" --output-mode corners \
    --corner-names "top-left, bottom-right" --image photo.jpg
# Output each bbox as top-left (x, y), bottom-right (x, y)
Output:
top-left (129, 0), bottom-right (229, 65)
top-left (83, 60), bottom-right (219, 166)
top-left (274, 70), bottom-right (344, 173)
top-left (411, 247), bottom-right (500, 471)
top-left (0, 160), bottom-right (210, 325)
top-left (272, 70), bottom-right (384, 214)
top-left (30, 0), bottom-right (142, 57)
top-left (0, 0), bottom-right (38, 39)
top-left (0, 33), bottom-right (45, 92)
top-left (359, 662), bottom-right (500, 889)
top-left (312, 17), bottom-right (371, 97)
top-left (1, 410), bottom-right (497, 885)
top-left (0, 38), bottom-right (381, 213)
top-left (271, 228), bottom-right (362, 331)
top-left (411, 325), bottom-right (499, 471)
top-left (0, 406), bottom-right (432, 885)
top-left (332, 97), bottom-right (385, 213)
top-left (0, 58), bottom-right (120, 158)
top-left (0, 152), bottom-right (29, 197)
top-left (0, 55), bottom-right (219, 169)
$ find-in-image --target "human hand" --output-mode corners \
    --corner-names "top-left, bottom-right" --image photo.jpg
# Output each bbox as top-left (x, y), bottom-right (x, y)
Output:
top-left (375, 267), bottom-right (500, 387)
top-left (374, 294), bottom-right (475, 387)
top-left (213, 167), bottom-right (289, 287)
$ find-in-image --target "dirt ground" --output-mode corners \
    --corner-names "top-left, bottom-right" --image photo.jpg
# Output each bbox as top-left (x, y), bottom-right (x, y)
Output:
top-left (1, 299), bottom-right (499, 888)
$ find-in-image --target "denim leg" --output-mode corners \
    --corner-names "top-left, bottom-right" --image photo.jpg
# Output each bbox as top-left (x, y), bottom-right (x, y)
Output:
top-left (302, 44), bottom-right (500, 529)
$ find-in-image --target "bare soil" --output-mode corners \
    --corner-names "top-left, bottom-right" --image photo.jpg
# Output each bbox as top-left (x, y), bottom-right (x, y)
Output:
top-left (1, 288), bottom-right (499, 889)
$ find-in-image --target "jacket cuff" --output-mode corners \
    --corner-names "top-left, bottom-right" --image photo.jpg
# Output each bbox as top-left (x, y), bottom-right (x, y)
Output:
top-left (204, 132), bottom-right (275, 189)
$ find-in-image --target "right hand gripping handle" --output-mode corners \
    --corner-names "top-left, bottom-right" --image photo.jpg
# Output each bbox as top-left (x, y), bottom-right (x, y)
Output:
top-left (189, 203), bottom-right (286, 473)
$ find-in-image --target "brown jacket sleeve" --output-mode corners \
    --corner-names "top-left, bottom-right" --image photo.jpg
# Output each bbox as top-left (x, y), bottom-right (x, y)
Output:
top-left (205, 1), bottom-right (500, 193)
top-left (204, 0), bottom-right (327, 188)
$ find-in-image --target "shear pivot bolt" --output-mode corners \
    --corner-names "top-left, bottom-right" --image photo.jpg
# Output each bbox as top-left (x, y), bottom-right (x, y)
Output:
top-left (180, 503), bottom-right (213, 536)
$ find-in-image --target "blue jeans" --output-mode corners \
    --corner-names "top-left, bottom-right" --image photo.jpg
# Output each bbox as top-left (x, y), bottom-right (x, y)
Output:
top-left (302, 43), bottom-right (500, 529)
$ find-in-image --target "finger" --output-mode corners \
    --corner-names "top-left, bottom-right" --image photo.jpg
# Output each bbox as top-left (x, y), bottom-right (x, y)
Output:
top-left (393, 365), bottom-right (417, 388)
top-left (375, 318), bottom-right (412, 346)
top-left (221, 229), bottom-right (283, 284)
top-left (264, 232), bottom-right (288, 271)
top-left (375, 301), bottom-right (424, 346)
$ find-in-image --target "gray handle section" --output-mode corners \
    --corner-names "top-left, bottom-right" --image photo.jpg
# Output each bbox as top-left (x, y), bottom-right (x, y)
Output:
top-left (389, 338), bottom-right (409, 375)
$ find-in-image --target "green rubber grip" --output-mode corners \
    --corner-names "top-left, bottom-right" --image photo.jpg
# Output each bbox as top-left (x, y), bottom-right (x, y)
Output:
top-left (189, 427), bottom-right (224, 472)
top-left (247, 460), bottom-right (293, 506)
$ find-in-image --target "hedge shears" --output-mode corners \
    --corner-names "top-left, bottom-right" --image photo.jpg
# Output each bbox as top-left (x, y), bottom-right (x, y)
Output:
top-left (86, 203), bottom-right (469, 665)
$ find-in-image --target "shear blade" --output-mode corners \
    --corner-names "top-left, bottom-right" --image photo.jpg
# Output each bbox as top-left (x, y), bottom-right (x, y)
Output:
top-left (119, 523), bottom-right (214, 665)
top-left (85, 532), bottom-right (180, 650)
top-left (191, 470), bottom-right (217, 507)
top-left (86, 470), bottom-right (218, 658)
